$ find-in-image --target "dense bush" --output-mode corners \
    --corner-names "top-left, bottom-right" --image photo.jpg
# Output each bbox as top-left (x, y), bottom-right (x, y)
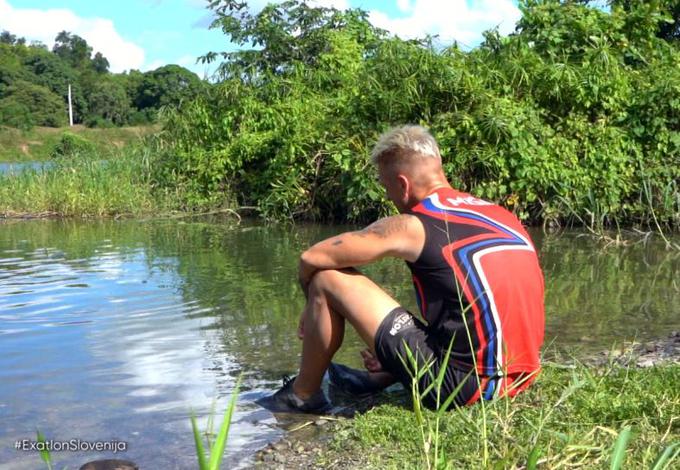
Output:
top-left (85, 79), bottom-right (132, 127)
top-left (50, 131), bottom-right (95, 158)
top-left (157, 0), bottom-right (680, 228)
top-left (0, 80), bottom-right (66, 128)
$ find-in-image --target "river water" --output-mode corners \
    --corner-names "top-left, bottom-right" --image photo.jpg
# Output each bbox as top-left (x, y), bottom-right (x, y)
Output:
top-left (0, 218), bottom-right (678, 469)
top-left (0, 162), bottom-right (54, 175)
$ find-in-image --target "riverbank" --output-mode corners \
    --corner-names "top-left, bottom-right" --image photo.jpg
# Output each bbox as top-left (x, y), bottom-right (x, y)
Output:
top-left (251, 337), bottom-right (680, 469)
top-left (0, 150), bottom-right (160, 217)
top-left (0, 125), bottom-right (157, 162)
top-left (0, 145), bottom-right (238, 218)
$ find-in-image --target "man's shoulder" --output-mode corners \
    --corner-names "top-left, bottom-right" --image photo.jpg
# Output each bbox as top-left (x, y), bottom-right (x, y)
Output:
top-left (359, 214), bottom-right (423, 239)
top-left (413, 188), bottom-right (531, 239)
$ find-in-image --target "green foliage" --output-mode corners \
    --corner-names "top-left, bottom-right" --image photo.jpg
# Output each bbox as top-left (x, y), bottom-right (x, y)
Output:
top-left (52, 31), bottom-right (92, 69)
top-left (610, 0), bottom-right (680, 41)
top-left (1, 30), bottom-right (26, 46)
top-left (323, 364), bottom-right (680, 469)
top-left (0, 99), bottom-right (34, 130)
top-left (134, 64), bottom-right (204, 111)
top-left (0, 146), bottom-right (166, 217)
top-left (22, 48), bottom-right (88, 120)
top-left (91, 51), bottom-right (109, 73)
top-left (157, 0), bottom-right (680, 228)
top-left (190, 375), bottom-right (241, 470)
top-left (0, 30), bottom-right (208, 129)
top-left (50, 131), bottom-right (95, 158)
top-left (0, 80), bottom-right (66, 128)
top-left (0, 125), bottom-right (157, 162)
top-left (0, 42), bottom-right (31, 93)
top-left (85, 78), bottom-right (132, 127)
top-left (35, 430), bottom-right (54, 470)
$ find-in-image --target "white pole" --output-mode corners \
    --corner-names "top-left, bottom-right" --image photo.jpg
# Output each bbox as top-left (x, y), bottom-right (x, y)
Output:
top-left (68, 84), bottom-right (73, 127)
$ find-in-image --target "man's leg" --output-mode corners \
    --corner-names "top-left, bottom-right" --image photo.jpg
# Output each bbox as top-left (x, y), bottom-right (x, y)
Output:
top-left (293, 268), bottom-right (400, 399)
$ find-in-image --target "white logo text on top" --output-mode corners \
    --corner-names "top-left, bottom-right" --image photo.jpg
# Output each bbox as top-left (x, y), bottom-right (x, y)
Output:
top-left (445, 196), bottom-right (492, 207)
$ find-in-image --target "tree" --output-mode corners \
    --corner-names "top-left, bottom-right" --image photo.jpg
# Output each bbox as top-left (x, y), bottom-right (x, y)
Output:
top-left (203, 0), bottom-right (384, 80)
top-left (92, 52), bottom-right (109, 73)
top-left (0, 80), bottom-right (67, 127)
top-left (22, 48), bottom-right (87, 122)
top-left (122, 69), bottom-right (145, 103)
top-left (53, 31), bottom-right (92, 68)
top-left (86, 79), bottom-right (131, 126)
top-left (135, 64), bottom-right (203, 110)
top-left (0, 43), bottom-right (29, 94)
top-left (610, 0), bottom-right (680, 41)
top-left (0, 30), bottom-right (25, 46)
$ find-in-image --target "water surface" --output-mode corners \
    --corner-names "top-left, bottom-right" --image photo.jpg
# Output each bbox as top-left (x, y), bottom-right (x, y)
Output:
top-left (0, 219), bottom-right (678, 469)
top-left (0, 161), bottom-right (53, 175)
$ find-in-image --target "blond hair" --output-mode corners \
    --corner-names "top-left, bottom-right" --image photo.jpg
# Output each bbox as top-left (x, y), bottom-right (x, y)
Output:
top-left (370, 125), bottom-right (441, 167)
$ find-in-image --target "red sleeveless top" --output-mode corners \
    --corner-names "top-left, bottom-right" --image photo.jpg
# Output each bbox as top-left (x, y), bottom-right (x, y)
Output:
top-left (407, 187), bottom-right (545, 380)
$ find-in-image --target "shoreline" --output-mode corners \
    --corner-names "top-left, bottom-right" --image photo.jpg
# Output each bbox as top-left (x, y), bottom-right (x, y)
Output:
top-left (249, 333), bottom-right (680, 469)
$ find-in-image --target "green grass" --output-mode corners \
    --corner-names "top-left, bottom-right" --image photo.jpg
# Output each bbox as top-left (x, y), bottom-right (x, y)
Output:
top-left (321, 363), bottom-right (680, 469)
top-left (0, 146), bottom-right (179, 217)
top-left (0, 125), bottom-right (158, 162)
top-left (190, 376), bottom-right (242, 470)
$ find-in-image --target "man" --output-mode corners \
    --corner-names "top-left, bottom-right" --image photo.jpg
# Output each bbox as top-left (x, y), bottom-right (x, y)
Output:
top-left (261, 125), bottom-right (545, 412)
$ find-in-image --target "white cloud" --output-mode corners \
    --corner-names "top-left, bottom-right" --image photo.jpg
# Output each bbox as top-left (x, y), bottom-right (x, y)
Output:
top-left (177, 54), bottom-right (197, 67)
top-left (368, 0), bottom-right (521, 47)
top-left (143, 59), bottom-right (167, 71)
top-left (397, 0), bottom-right (413, 13)
top-left (0, 0), bottom-right (145, 73)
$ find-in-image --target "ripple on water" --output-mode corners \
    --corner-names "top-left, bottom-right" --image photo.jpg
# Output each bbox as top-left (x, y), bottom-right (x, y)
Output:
top-left (1, 221), bottom-right (677, 469)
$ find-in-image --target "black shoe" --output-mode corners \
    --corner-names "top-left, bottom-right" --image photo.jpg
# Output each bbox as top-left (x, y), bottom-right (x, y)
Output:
top-left (328, 363), bottom-right (388, 396)
top-left (256, 375), bottom-right (331, 414)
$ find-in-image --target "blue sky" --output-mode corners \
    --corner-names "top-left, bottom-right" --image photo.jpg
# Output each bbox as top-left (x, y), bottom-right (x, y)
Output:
top-left (0, 1), bottom-right (522, 76)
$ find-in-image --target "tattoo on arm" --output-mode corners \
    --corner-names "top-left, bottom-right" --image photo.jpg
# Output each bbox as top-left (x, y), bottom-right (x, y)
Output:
top-left (353, 215), bottom-right (410, 239)
top-left (332, 239), bottom-right (343, 246)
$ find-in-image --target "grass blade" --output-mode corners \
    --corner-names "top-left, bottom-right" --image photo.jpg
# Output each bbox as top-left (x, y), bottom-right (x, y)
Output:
top-left (527, 445), bottom-right (541, 470)
top-left (36, 430), bottom-right (53, 470)
top-left (439, 369), bottom-right (473, 412)
top-left (651, 443), bottom-right (679, 470)
top-left (609, 426), bottom-right (632, 470)
top-left (190, 411), bottom-right (208, 470)
top-left (208, 375), bottom-right (242, 470)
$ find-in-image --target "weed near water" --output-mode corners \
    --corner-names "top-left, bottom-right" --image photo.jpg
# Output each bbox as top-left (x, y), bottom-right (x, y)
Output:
top-left (0, 147), bottom-right (161, 217)
top-left (190, 375), bottom-right (241, 470)
top-left (0, 144), bottom-right (230, 218)
top-left (323, 363), bottom-right (680, 469)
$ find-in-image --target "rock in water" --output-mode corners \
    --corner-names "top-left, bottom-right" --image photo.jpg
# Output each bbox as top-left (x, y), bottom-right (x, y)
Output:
top-left (79, 460), bottom-right (138, 470)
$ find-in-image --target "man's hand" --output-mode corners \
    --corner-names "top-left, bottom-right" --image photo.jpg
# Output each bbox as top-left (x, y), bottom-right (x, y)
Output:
top-left (360, 348), bottom-right (383, 373)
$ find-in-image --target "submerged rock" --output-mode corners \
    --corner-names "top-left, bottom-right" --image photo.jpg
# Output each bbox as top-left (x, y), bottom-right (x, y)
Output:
top-left (79, 460), bottom-right (138, 470)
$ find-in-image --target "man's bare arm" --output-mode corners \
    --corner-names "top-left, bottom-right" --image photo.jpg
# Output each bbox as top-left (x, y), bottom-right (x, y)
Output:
top-left (298, 214), bottom-right (425, 292)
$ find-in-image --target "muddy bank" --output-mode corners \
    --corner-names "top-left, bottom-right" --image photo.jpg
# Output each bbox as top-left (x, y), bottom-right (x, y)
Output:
top-left (587, 331), bottom-right (680, 368)
top-left (249, 418), bottom-right (351, 470)
top-left (248, 387), bottom-right (406, 469)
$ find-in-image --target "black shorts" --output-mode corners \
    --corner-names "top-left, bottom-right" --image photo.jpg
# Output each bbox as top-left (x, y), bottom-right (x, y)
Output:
top-left (374, 307), bottom-right (479, 410)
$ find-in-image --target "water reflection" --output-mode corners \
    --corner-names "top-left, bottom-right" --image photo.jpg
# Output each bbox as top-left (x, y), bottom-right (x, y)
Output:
top-left (536, 230), bottom-right (680, 352)
top-left (0, 219), bottom-right (677, 468)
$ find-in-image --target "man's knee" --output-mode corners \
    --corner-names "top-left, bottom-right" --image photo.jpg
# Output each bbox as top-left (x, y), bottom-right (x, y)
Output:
top-left (308, 268), bottom-right (360, 293)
